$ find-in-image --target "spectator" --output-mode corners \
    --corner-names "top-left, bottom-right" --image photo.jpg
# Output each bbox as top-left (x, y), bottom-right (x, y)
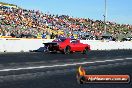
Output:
top-left (10, 31), bottom-right (15, 37)
top-left (42, 31), bottom-right (47, 39)
top-left (50, 32), bottom-right (55, 39)
top-left (70, 34), bottom-right (75, 39)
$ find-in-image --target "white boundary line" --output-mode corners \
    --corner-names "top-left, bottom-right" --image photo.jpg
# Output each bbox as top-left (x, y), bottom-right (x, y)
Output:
top-left (0, 58), bottom-right (131, 72)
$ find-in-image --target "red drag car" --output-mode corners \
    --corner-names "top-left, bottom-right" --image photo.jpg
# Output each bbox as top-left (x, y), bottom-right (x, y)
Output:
top-left (43, 38), bottom-right (90, 54)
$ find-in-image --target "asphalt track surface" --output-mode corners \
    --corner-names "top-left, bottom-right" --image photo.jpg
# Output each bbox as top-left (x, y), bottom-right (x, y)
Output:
top-left (0, 50), bottom-right (132, 88)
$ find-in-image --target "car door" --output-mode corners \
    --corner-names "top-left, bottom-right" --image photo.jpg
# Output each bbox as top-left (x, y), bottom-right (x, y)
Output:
top-left (71, 39), bottom-right (83, 51)
top-left (75, 41), bottom-right (84, 51)
top-left (70, 40), bottom-right (78, 51)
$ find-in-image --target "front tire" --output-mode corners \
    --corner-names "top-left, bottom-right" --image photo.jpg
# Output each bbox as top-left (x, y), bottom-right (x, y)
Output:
top-left (64, 46), bottom-right (71, 54)
top-left (82, 48), bottom-right (89, 54)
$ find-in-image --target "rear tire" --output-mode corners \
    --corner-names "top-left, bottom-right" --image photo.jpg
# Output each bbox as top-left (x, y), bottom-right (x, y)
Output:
top-left (45, 45), bottom-right (57, 53)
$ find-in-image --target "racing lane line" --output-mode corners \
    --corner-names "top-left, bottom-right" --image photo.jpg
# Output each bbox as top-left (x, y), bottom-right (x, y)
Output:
top-left (0, 58), bottom-right (131, 72)
top-left (126, 58), bottom-right (132, 60)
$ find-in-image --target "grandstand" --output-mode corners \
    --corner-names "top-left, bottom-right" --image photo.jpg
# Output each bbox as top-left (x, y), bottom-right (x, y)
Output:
top-left (0, 2), bottom-right (20, 9)
top-left (0, 2), bottom-right (132, 40)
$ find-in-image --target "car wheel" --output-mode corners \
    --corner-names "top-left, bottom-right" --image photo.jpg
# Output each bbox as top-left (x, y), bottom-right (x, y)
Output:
top-left (64, 46), bottom-right (71, 54)
top-left (82, 48), bottom-right (89, 54)
top-left (44, 46), bottom-right (49, 52)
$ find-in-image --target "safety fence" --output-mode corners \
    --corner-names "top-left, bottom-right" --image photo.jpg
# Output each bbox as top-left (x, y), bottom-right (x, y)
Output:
top-left (0, 38), bottom-right (132, 52)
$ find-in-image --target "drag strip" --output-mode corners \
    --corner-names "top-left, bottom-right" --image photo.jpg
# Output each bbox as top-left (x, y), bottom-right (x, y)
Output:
top-left (0, 58), bottom-right (131, 72)
top-left (0, 50), bottom-right (132, 75)
top-left (0, 57), bottom-right (131, 80)
top-left (0, 59), bottom-right (132, 88)
top-left (0, 50), bottom-right (132, 88)
top-left (0, 50), bottom-right (132, 69)
top-left (0, 50), bottom-right (132, 64)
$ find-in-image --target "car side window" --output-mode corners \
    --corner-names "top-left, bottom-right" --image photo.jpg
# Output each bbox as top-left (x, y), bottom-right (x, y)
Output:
top-left (70, 40), bottom-right (78, 44)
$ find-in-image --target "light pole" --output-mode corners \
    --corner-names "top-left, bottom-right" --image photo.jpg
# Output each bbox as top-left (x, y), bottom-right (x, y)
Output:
top-left (104, 0), bottom-right (107, 33)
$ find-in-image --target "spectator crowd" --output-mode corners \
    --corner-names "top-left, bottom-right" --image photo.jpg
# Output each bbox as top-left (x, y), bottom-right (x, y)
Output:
top-left (0, 4), bottom-right (132, 41)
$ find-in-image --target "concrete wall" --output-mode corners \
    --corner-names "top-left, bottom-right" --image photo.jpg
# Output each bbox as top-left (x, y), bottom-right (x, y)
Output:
top-left (80, 40), bottom-right (132, 50)
top-left (0, 38), bottom-right (132, 52)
